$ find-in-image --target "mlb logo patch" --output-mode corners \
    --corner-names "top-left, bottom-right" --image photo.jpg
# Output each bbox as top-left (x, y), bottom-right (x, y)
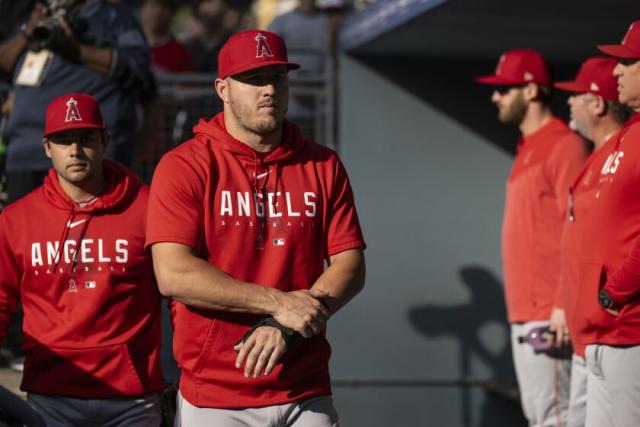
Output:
top-left (272, 238), bottom-right (286, 247)
top-left (85, 281), bottom-right (97, 289)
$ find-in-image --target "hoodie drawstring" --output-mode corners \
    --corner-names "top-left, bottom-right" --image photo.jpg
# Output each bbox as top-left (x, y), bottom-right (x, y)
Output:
top-left (252, 153), bottom-right (267, 250)
top-left (51, 209), bottom-right (94, 274)
top-left (52, 208), bottom-right (76, 273)
top-left (251, 153), bottom-right (285, 250)
top-left (272, 162), bottom-right (283, 227)
top-left (71, 215), bottom-right (93, 272)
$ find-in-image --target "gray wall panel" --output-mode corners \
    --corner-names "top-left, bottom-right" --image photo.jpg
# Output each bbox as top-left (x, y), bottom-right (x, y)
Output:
top-left (329, 54), bottom-right (525, 426)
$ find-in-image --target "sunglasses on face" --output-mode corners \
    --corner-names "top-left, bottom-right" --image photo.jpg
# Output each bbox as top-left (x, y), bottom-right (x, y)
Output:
top-left (494, 85), bottom-right (526, 95)
top-left (618, 58), bottom-right (640, 67)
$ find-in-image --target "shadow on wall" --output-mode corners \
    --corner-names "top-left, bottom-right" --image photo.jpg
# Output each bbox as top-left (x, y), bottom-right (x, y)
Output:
top-left (353, 55), bottom-right (579, 157)
top-left (409, 266), bottom-right (526, 427)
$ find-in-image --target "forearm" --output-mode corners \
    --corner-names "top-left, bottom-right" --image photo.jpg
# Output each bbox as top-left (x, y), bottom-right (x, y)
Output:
top-left (152, 242), bottom-right (331, 336)
top-left (153, 248), bottom-right (280, 315)
top-left (0, 34), bottom-right (27, 74)
top-left (605, 236), bottom-right (640, 305)
top-left (78, 44), bottom-right (112, 76)
top-left (553, 277), bottom-right (564, 310)
top-left (311, 249), bottom-right (366, 316)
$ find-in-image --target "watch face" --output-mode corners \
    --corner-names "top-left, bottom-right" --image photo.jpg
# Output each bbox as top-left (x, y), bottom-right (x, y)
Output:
top-left (599, 289), bottom-right (613, 309)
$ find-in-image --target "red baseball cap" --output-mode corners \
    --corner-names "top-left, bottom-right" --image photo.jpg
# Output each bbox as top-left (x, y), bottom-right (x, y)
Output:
top-left (44, 93), bottom-right (104, 137)
top-left (554, 57), bottom-right (619, 101)
top-left (218, 30), bottom-right (300, 79)
top-left (476, 48), bottom-right (552, 86)
top-left (598, 21), bottom-right (640, 59)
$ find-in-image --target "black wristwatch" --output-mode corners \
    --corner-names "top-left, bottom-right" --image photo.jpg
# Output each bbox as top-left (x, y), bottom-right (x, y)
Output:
top-left (238, 317), bottom-right (298, 348)
top-left (598, 288), bottom-right (617, 310)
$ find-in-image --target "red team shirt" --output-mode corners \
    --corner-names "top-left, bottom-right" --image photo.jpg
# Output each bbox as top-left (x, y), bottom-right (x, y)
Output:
top-left (146, 113), bottom-right (365, 408)
top-left (502, 118), bottom-right (587, 323)
top-left (0, 161), bottom-right (163, 398)
top-left (572, 115), bottom-right (640, 347)
top-left (560, 134), bottom-right (619, 356)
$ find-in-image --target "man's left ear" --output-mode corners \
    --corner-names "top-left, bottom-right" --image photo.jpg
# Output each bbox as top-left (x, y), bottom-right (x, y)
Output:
top-left (215, 78), bottom-right (230, 104)
top-left (42, 138), bottom-right (52, 159)
top-left (522, 82), bottom-right (538, 101)
top-left (592, 95), bottom-right (607, 116)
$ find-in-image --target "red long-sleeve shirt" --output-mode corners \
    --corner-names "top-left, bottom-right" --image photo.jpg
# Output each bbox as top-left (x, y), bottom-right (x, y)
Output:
top-left (606, 237), bottom-right (640, 305)
top-left (574, 114), bottom-right (640, 346)
top-left (502, 118), bottom-right (587, 322)
top-left (560, 134), bottom-right (619, 356)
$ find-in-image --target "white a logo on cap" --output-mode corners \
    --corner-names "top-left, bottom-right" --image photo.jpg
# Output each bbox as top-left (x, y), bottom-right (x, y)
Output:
top-left (590, 82), bottom-right (600, 92)
top-left (65, 98), bottom-right (82, 122)
top-left (524, 72), bottom-right (534, 81)
top-left (623, 23), bottom-right (635, 45)
top-left (496, 54), bottom-right (506, 74)
top-left (255, 33), bottom-right (274, 58)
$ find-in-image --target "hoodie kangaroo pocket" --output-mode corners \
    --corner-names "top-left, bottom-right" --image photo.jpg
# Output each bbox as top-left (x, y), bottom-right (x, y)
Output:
top-left (22, 343), bottom-right (144, 398)
top-left (193, 319), bottom-right (222, 374)
top-left (576, 263), bottom-right (616, 332)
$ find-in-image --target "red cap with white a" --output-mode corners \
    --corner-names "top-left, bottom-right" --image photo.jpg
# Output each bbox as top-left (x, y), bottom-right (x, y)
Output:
top-left (554, 57), bottom-right (619, 101)
top-left (44, 93), bottom-right (104, 137)
top-left (476, 48), bottom-right (552, 86)
top-left (598, 21), bottom-right (640, 59)
top-left (218, 30), bottom-right (300, 79)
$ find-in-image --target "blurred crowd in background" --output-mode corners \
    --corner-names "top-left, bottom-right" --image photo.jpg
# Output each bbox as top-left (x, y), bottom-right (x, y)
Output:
top-left (0, 0), bottom-right (366, 370)
top-left (0, 0), bottom-right (365, 213)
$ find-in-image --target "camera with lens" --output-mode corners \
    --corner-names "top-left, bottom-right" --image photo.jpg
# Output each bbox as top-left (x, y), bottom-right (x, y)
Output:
top-left (31, 0), bottom-right (84, 50)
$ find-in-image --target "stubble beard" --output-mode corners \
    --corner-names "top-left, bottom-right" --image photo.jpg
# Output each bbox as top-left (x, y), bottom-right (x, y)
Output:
top-left (498, 92), bottom-right (528, 126)
top-left (251, 117), bottom-right (281, 135)
top-left (569, 118), bottom-right (591, 140)
top-left (231, 101), bottom-right (286, 136)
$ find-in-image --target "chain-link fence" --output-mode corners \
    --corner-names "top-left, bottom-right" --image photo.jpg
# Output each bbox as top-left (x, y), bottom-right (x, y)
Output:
top-left (0, 66), bottom-right (334, 204)
top-left (137, 68), bottom-right (334, 182)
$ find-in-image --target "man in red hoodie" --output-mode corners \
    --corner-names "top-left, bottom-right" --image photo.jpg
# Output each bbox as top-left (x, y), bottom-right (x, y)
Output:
top-left (0, 93), bottom-right (163, 426)
top-left (571, 21), bottom-right (640, 427)
top-left (477, 49), bottom-right (588, 426)
top-left (147, 30), bottom-right (366, 425)
top-left (553, 57), bottom-right (631, 427)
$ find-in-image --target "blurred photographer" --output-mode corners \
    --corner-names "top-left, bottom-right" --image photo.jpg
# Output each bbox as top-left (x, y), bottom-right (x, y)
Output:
top-left (0, 0), bottom-right (153, 204)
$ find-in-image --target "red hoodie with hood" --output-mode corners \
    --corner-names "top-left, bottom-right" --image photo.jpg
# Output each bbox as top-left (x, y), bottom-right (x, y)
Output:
top-left (572, 115), bottom-right (640, 346)
top-left (0, 160), bottom-right (163, 398)
top-left (560, 133), bottom-right (619, 357)
top-left (147, 113), bottom-right (365, 409)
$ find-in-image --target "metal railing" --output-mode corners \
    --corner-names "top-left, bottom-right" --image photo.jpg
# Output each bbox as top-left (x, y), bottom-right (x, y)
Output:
top-left (137, 65), bottom-right (335, 182)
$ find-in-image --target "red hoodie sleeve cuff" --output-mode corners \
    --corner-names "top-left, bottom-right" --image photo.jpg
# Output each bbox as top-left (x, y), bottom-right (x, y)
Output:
top-left (604, 235), bottom-right (640, 306)
top-left (553, 282), bottom-right (564, 310)
top-left (604, 275), bottom-right (639, 306)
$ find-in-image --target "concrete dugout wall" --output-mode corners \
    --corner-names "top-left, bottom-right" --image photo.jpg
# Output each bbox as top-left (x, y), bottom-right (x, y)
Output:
top-left (329, 54), bottom-right (527, 426)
